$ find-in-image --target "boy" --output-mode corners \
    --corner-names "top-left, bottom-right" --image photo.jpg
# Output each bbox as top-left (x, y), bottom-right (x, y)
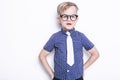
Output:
top-left (39, 2), bottom-right (99, 80)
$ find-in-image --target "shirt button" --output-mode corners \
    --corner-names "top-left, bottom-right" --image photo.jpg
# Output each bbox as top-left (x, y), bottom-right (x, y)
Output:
top-left (67, 70), bottom-right (70, 72)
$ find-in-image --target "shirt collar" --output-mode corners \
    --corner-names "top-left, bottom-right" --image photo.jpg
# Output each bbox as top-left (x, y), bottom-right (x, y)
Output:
top-left (61, 28), bottom-right (75, 35)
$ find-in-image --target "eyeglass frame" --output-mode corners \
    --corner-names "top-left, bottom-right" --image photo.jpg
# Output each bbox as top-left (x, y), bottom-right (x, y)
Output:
top-left (59, 14), bottom-right (78, 21)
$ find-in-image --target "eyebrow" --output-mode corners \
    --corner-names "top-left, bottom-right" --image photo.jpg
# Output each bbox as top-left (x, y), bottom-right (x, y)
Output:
top-left (60, 14), bottom-right (78, 15)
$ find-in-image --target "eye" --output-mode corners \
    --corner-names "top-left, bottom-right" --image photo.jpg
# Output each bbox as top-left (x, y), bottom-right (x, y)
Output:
top-left (60, 14), bottom-right (68, 21)
top-left (71, 15), bottom-right (78, 18)
top-left (62, 15), bottom-right (68, 18)
top-left (71, 15), bottom-right (76, 18)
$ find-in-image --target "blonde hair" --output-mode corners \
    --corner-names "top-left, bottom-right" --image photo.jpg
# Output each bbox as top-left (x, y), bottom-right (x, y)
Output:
top-left (57, 2), bottom-right (78, 15)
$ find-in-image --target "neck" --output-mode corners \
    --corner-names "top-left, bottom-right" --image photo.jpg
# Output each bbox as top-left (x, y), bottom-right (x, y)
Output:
top-left (62, 28), bottom-right (74, 31)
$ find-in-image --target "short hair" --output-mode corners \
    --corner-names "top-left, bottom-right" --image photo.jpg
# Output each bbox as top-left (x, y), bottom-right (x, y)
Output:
top-left (57, 2), bottom-right (78, 15)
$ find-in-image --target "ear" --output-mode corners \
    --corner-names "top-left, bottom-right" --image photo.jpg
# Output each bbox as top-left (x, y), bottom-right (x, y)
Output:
top-left (76, 17), bottom-right (79, 22)
top-left (57, 17), bottom-right (61, 23)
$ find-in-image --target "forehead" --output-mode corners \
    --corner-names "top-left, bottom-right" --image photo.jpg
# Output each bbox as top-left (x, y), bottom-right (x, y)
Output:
top-left (61, 6), bottom-right (77, 15)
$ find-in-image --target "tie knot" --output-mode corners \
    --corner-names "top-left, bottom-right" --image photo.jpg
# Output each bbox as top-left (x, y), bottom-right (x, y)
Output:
top-left (66, 31), bottom-right (71, 36)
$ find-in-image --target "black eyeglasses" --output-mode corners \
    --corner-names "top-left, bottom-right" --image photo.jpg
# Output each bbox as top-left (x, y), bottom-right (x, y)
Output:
top-left (60, 14), bottom-right (78, 21)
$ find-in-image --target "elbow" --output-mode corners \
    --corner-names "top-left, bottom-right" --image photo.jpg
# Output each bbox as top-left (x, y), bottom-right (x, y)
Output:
top-left (91, 51), bottom-right (100, 60)
top-left (39, 52), bottom-right (43, 62)
top-left (38, 49), bottom-right (48, 62)
top-left (95, 52), bottom-right (100, 60)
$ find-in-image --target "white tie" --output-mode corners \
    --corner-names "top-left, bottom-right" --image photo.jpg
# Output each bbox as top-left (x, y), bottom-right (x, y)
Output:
top-left (66, 31), bottom-right (74, 66)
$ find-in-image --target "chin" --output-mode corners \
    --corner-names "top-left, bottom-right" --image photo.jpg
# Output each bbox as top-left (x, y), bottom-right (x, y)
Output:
top-left (66, 27), bottom-right (74, 30)
top-left (62, 25), bottom-right (74, 30)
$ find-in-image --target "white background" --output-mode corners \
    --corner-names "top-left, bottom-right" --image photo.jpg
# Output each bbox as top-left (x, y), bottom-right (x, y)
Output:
top-left (0, 0), bottom-right (120, 80)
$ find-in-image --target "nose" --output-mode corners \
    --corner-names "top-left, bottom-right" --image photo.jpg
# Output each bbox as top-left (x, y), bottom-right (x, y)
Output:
top-left (67, 16), bottom-right (71, 21)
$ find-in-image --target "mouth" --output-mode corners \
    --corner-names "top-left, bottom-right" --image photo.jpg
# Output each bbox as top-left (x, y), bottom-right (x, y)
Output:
top-left (66, 23), bottom-right (72, 25)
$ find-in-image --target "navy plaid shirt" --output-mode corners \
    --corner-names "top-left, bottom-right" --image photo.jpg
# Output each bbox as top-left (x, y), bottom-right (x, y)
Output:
top-left (44, 28), bottom-right (94, 80)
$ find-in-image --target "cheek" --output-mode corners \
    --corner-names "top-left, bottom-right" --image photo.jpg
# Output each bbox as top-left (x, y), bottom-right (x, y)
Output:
top-left (73, 20), bottom-right (78, 25)
top-left (61, 23), bottom-right (65, 27)
top-left (59, 20), bottom-right (65, 25)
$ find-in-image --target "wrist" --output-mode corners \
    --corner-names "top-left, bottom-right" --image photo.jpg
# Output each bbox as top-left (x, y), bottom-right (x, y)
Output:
top-left (50, 72), bottom-right (54, 79)
top-left (83, 64), bottom-right (87, 70)
top-left (51, 75), bottom-right (54, 79)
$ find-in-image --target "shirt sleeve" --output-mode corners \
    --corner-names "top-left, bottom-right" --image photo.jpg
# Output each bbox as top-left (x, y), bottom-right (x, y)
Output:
top-left (43, 34), bottom-right (55, 52)
top-left (81, 33), bottom-right (94, 51)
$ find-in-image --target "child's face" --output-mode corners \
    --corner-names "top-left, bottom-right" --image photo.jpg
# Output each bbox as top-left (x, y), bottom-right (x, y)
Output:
top-left (58, 6), bottom-right (78, 30)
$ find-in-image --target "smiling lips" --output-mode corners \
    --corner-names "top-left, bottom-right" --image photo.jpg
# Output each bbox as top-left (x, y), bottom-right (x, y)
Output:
top-left (66, 23), bottom-right (72, 25)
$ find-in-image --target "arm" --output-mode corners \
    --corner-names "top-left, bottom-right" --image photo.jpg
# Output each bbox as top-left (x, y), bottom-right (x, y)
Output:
top-left (39, 49), bottom-right (54, 79)
top-left (84, 46), bottom-right (100, 70)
